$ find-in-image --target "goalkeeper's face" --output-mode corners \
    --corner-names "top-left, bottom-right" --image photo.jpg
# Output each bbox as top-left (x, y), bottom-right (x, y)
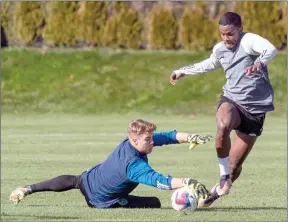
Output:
top-left (134, 132), bottom-right (154, 154)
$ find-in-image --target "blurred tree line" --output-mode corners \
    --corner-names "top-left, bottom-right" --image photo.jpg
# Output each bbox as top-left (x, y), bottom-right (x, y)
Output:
top-left (1, 1), bottom-right (286, 50)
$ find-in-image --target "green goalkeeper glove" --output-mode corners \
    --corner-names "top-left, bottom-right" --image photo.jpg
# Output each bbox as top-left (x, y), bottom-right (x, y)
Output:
top-left (182, 178), bottom-right (210, 200)
top-left (187, 134), bottom-right (213, 150)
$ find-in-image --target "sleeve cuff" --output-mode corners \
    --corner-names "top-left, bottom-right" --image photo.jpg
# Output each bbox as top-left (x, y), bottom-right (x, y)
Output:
top-left (171, 130), bottom-right (177, 142)
top-left (167, 175), bottom-right (173, 189)
top-left (254, 60), bottom-right (266, 66)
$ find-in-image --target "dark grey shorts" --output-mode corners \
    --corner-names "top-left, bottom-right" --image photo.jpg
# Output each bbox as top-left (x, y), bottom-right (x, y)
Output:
top-left (217, 95), bottom-right (266, 136)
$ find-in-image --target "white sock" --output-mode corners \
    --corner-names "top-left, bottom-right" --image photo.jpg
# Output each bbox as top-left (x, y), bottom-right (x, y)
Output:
top-left (218, 157), bottom-right (229, 176)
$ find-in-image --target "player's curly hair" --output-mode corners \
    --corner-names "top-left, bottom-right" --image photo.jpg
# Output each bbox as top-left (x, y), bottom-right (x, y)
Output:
top-left (128, 119), bottom-right (156, 137)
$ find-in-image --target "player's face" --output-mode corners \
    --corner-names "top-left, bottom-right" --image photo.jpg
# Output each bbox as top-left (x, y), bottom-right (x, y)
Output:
top-left (135, 132), bottom-right (154, 154)
top-left (219, 25), bottom-right (243, 49)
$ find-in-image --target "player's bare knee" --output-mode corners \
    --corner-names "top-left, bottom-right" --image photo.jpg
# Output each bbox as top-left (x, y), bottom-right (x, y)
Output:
top-left (216, 120), bottom-right (231, 138)
top-left (217, 103), bottom-right (241, 130)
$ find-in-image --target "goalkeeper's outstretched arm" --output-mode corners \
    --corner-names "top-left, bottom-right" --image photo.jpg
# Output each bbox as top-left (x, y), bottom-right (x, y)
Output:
top-left (175, 132), bottom-right (212, 149)
top-left (153, 130), bottom-right (212, 149)
top-left (127, 158), bottom-right (210, 199)
top-left (175, 132), bottom-right (203, 143)
top-left (186, 133), bottom-right (213, 149)
top-left (153, 131), bottom-right (212, 148)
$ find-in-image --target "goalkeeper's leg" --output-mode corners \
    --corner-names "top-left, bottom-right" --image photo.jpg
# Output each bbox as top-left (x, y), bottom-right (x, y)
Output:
top-left (9, 174), bottom-right (82, 204)
top-left (30, 174), bottom-right (82, 192)
top-left (111, 195), bottom-right (161, 208)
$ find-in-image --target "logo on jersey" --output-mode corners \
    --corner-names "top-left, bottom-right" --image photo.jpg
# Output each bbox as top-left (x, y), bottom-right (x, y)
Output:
top-left (156, 181), bottom-right (170, 190)
top-left (217, 55), bottom-right (224, 61)
top-left (118, 198), bottom-right (128, 206)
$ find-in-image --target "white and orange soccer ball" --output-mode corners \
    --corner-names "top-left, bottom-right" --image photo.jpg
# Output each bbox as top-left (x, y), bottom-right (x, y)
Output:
top-left (171, 187), bottom-right (198, 211)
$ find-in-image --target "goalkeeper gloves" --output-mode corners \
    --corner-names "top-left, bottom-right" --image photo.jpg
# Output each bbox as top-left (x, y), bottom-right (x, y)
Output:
top-left (187, 134), bottom-right (213, 150)
top-left (182, 178), bottom-right (210, 200)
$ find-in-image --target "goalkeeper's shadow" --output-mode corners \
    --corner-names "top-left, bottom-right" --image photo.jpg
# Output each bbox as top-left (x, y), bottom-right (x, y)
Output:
top-left (196, 206), bottom-right (286, 211)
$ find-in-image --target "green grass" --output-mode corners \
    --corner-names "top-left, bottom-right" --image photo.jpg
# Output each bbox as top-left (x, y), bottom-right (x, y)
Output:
top-left (1, 114), bottom-right (286, 221)
top-left (2, 48), bottom-right (286, 115)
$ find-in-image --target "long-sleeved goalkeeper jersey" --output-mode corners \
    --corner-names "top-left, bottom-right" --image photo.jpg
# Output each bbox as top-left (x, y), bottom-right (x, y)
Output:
top-left (82, 130), bottom-right (178, 208)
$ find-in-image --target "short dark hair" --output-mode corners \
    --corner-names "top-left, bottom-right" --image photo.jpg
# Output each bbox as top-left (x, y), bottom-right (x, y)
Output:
top-left (219, 12), bottom-right (242, 28)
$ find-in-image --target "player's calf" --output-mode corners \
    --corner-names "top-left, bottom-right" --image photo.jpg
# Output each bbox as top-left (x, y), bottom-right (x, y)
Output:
top-left (231, 166), bottom-right (242, 183)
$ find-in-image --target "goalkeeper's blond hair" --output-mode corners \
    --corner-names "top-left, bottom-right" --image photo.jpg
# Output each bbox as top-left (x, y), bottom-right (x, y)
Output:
top-left (127, 119), bottom-right (156, 138)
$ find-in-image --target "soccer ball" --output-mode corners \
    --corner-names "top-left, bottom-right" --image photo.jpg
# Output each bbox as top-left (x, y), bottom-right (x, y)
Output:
top-left (171, 187), bottom-right (198, 211)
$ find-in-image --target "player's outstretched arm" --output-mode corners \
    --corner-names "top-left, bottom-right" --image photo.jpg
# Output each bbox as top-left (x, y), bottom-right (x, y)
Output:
top-left (242, 33), bottom-right (277, 75)
top-left (176, 132), bottom-right (213, 150)
top-left (152, 131), bottom-right (212, 149)
top-left (127, 158), bottom-right (210, 199)
top-left (170, 45), bottom-right (222, 85)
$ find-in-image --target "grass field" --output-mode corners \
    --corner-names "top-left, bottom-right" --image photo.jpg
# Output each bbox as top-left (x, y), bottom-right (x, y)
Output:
top-left (1, 114), bottom-right (286, 221)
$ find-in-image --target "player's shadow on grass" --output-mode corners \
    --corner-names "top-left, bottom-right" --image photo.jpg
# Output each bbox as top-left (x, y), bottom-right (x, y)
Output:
top-left (160, 206), bottom-right (286, 211)
top-left (24, 204), bottom-right (84, 207)
top-left (197, 206), bottom-right (286, 211)
top-left (2, 214), bottom-right (80, 220)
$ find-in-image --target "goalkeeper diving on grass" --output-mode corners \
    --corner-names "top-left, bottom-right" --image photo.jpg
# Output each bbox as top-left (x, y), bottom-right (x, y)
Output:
top-left (10, 119), bottom-right (212, 209)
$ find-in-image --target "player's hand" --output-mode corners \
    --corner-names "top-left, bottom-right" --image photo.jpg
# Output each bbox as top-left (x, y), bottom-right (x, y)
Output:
top-left (187, 134), bottom-right (213, 150)
top-left (182, 178), bottom-right (210, 200)
top-left (245, 62), bottom-right (264, 76)
top-left (170, 71), bottom-right (185, 85)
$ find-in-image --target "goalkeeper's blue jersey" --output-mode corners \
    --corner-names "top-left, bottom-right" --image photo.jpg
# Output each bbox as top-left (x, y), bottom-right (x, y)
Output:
top-left (82, 130), bottom-right (178, 208)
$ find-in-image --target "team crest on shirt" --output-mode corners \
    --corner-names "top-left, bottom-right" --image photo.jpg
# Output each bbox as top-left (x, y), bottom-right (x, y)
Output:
top-left (118, 198), bottom-right (128, 206)
top-left (217, 55), bottom-right (224, 61)
top-left (156, 181), bottom-right (170, 190)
